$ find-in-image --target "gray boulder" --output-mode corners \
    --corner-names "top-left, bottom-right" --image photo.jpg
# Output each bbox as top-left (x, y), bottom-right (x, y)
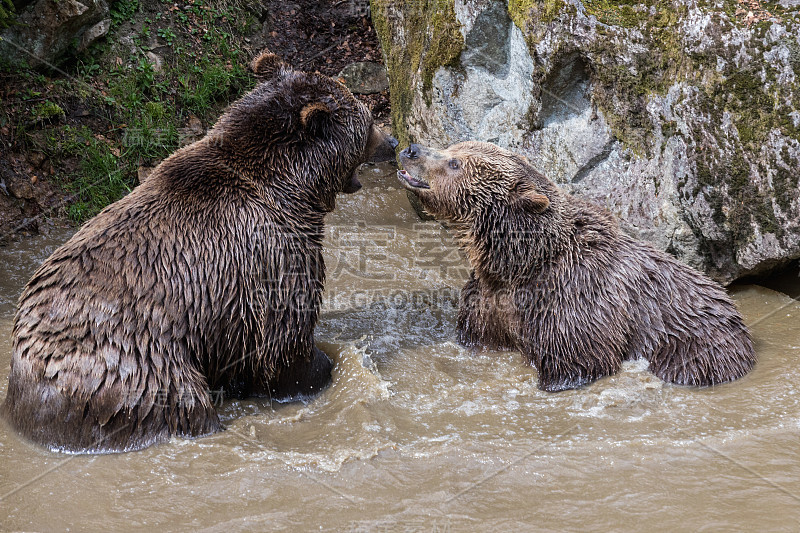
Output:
top-left (337, 61), bottom-right (390, 94)
top-left (0, 0), bottom-right (110, 67)
top-left (373, 0), bottom-right (800, 283)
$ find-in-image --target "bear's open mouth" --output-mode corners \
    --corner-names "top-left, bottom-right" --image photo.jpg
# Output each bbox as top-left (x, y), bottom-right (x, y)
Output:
top-left (397, 169), bottom-right (430, 190)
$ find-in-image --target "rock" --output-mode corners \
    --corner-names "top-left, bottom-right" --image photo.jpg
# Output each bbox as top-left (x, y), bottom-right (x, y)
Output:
top-left (28, 152), bottom-right (46, 169)
top-left (145, 51), bottom-right (163, 73)
top-left (78, 18), bottom-right (111, 52)
top-left (0, 0), bottom-right (110, 67)
top-left (70, 107), bottom-right (91, 118)
top-left (373, 0), bottom-right (800, 283)
top-left (7, 175), bottom-right (35, 200)
top-left (337, 61), bottom-right (390, 94)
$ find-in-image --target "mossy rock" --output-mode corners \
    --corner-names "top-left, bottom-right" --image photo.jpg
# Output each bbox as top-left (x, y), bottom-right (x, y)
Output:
top-left (371, 0), bottom-right (800, 282)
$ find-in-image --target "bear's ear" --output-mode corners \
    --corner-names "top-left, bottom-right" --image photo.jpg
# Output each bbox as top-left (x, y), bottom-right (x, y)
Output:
top-left (512, 182), bottom-right (550, 214)
top-left (300, 101), bottom-right (333, 136)
top-left (251, 51), bottom-right (285, 81)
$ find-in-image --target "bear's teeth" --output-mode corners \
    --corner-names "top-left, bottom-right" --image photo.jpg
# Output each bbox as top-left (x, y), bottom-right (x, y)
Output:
top-left (397, 169), bottom-right (429, 189)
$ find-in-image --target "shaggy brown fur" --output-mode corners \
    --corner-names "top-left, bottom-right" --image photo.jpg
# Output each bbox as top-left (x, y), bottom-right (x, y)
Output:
top-left (398, 141), bottom-right (756, 392)
top-left (2, 51), bottom-right (398, 452)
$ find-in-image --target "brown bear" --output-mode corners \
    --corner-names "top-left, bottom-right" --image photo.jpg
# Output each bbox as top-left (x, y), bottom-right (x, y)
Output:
top-left (1, 51), bottom-right (398, 452)
top-left (398, 141), bottom-right (756, 392)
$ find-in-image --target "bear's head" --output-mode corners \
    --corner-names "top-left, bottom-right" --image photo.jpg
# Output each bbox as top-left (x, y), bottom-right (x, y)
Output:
top-left (398, 141), bottom-right (568, 280)
top-left (208, 51), bottom-right (398, 210)
top-left (397, 141), bottom-right (559, 223)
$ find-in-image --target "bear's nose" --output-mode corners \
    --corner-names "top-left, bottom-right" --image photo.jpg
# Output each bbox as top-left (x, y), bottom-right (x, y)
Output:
top-left (404, 144), bottom-right (420, 159)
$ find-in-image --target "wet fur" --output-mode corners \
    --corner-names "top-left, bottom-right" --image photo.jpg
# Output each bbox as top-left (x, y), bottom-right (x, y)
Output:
top-left (400, 142), bottom-right (756, 391)
top-left (2, 52), bottom-right (397, 452)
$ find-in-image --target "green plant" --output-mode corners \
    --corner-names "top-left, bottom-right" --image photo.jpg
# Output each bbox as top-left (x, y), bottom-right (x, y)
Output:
top-left (5, 0), bottom-right (258, 225)
top-left (134, 57), bottom-right (155, 91)
top-left (177, 57), bottom-right (248, 117)
top-left (157, 27), bottom-right (176, 46)
top-left (109, 0), bottom-right (139, 27)
top-left (50, 126), bottom-right (131, 223)
top-left (32, 101), bottom-right (65, 120)
top-left (123, 114), bottom-right (178, 161)
top-left (77, 59), bottom-right (101, 78)
top-left (0, 0), bottom-right (16, 29)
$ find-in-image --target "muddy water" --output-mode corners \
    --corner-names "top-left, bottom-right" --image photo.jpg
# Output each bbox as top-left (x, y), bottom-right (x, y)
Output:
top-left (1, 163), bottom-right (800, 532)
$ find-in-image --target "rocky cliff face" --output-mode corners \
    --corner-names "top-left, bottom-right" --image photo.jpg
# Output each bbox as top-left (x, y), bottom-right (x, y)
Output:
top-left (0, 0), bottom-right (110, 67)
top-left (372, 0), bottom-right (800, 283)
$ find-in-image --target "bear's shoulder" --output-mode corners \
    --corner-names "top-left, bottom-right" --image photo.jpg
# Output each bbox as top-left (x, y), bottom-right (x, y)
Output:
top-left (146, 141), bottom-right (261, 204)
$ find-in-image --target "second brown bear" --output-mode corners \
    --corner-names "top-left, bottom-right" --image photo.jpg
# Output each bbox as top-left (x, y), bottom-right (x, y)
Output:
top-left (398, 141), bottom-right (756, 392)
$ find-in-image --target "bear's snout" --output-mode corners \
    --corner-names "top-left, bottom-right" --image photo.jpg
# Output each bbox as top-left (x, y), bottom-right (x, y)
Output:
top-left (397, 143), bottom-right (437, 193)
top-left (402, 144), bottom-right (421, 159)
top-left (365, 126), bottom-right (400, 163)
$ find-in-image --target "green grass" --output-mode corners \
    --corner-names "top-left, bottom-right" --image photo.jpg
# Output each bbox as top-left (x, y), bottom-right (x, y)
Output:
top-left (177, 55), bottom-right (249, 116)
top-left (0, 0), bottom-right (15, 29)
top-left (109, 0), bottom-right (140, 27)
top-left (45, 126), bottom-right (132, 222)
top-left (10, 0), bottom-right (257, 223)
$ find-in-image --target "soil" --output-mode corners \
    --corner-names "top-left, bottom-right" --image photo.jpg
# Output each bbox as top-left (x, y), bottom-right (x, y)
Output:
top-left (256, 0), bottom-right (390, 125)
top-left (0, 0), bottom-right (391, 243)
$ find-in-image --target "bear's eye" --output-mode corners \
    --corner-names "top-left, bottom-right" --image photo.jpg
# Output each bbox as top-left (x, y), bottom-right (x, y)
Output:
top-left (449, 159), bottom-right (460, 170)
